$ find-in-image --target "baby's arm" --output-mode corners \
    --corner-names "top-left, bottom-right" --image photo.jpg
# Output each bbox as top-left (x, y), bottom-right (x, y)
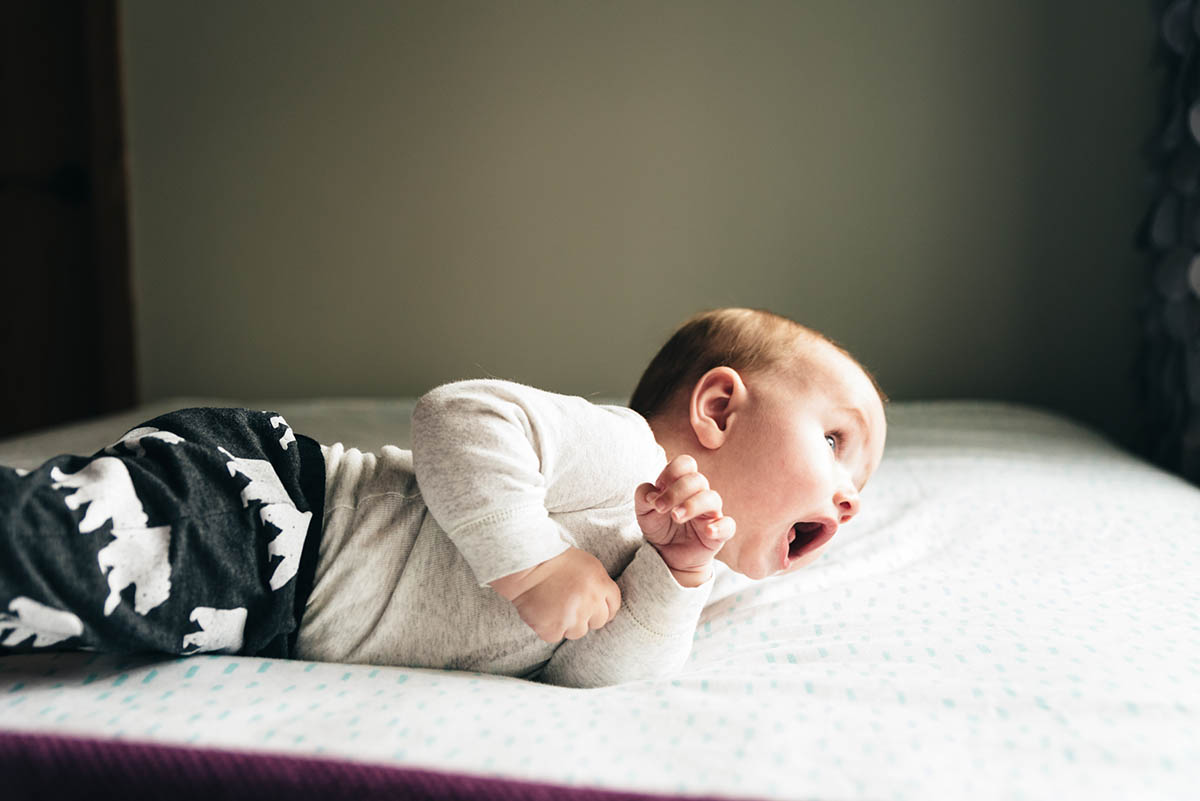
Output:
top-left (538, 457), bottom-right (732, 687)
top-left (410, 380), bottom-right (654, 639)
top-left (538, 541), bottom-right (713, 687)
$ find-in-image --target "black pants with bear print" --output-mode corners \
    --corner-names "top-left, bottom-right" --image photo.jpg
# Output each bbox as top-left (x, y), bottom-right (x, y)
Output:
top-left (0, 408), bottom-right (325, 659)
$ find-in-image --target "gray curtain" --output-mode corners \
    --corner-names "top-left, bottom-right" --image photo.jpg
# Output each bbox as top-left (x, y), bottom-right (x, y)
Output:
top-left (1142, 0), bottom-right (1200, 485)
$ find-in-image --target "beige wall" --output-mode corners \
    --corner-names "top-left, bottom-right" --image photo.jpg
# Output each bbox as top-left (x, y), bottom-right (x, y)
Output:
top-left (120, 1), bottom-right (1155, 446)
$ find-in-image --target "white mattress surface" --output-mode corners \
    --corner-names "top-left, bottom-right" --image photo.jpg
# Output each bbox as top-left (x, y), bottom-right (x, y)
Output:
top-left (2, 399), bottom-right (1199, 800)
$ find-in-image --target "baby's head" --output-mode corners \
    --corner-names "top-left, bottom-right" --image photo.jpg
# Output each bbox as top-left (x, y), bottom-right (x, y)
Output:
top-left (630, 308), bottom-right (887, 579)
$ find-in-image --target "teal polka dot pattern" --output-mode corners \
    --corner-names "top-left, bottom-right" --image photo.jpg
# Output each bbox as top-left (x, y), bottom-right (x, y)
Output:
top-left (3, 401), bottom-right (1200, 800)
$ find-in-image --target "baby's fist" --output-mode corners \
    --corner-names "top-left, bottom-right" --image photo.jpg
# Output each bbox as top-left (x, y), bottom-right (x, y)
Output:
top-left (490, 548), bottom-right (621, 642)
top-left (635, 455), bottom-right (736, 586)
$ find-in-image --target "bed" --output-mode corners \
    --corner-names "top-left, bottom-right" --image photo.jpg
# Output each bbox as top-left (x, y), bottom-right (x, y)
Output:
top-left (2, 396), bottom-right (1198, 800)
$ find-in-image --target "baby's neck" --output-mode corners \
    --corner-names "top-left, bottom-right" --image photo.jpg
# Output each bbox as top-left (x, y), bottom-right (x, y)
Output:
top-left (646, 414), bottom-right (689, 465)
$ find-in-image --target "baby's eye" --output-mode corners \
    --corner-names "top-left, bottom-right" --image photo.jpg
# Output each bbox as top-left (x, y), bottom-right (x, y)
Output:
top-left (825, 432), bottom-right (841, 452)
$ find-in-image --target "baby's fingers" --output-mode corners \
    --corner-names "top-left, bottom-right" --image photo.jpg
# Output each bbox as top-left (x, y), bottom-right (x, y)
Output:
top-left (648, 472), bottom-right (710, 519)
top-left (587, 594), bottom-right (614, 633)
top-left (581, 582), bottom-right (620, 636)
top-left (668, 488), bottom-right (723, 525)
top-left (653, 454), bottom-right (699, 491)
top-left (564, 617), bottom-right (589, 640)
top-left (605, 579), bottom-right (621, 623)
top-left (701, 514), bottom-right (736, 550)
top-left (635, 482), bottom-right (662, 516)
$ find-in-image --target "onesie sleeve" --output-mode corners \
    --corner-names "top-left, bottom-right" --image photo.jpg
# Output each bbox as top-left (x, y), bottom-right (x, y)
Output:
top-left (410, 379), bottom-right (664, 587)
top-left (538, 541), bottom-right (714, 688)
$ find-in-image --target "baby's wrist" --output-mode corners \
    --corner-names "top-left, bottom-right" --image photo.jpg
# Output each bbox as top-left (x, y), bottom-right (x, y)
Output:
top-left (652, 545), bottom-right (716, 577)
top-left (667, 565), bottom-right (711, 588)
top-left (489, 563), bottom-right (541, 602)
top-left (642, 539), bottom-right (715, 587)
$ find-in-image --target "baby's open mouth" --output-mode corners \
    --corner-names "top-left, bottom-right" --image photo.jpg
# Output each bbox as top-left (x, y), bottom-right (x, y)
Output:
top-left (788, 520), bottom-right (836, 560)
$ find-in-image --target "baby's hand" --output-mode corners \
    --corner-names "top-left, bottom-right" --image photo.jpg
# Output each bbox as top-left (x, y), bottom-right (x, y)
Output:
top-left (489, 548), bottom-right (621, 643)
top-left (636, 455), bottom-right (736, 587)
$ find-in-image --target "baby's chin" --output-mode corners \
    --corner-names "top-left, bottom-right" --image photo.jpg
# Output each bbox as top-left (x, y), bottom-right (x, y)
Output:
top-left (718, 554), bottom-right (779, 581)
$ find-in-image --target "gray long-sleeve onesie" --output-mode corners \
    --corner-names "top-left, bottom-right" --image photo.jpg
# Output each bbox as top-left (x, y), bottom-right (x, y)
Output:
top-left (293, 379), bottom-right (714, 688)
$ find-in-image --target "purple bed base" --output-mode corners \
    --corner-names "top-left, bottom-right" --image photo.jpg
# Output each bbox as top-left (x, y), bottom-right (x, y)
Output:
top-left (0, 730), bottom-right (747, 801)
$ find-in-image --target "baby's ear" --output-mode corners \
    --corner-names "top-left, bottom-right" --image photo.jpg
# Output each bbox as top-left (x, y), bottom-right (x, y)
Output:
top-left (689, 367), bottom-right (743, 449)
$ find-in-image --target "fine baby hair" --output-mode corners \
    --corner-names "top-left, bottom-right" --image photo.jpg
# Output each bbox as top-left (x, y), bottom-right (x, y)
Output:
top-left (629, 307), bottom-right (888, 422)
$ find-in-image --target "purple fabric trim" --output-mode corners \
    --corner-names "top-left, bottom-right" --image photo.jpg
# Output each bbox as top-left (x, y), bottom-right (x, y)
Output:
top-left (0, 730), bottom-right (749, 801)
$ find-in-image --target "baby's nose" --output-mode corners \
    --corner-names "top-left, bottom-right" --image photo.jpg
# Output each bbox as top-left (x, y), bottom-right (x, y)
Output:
top-left (835, 492), bottom-right (859, 523)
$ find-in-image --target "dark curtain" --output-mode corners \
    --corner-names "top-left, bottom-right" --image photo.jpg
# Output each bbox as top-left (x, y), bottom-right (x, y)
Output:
top-left (1141, 0), bottom-right (1200, 485)
top-left (0, 0), bottom-right (136, 439)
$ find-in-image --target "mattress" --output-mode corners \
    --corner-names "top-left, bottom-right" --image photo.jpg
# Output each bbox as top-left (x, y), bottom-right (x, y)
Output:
top-left (2, 397), bottom-right (1199, 800)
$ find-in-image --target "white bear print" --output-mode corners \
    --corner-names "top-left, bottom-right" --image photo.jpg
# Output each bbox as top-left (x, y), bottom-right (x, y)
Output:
top-left (218, 447), bottom-right (292, 506)
top-left (0, 596), bottom-right (85, 648)
top-left (182, 606), bottom-right (247, 654)
top-left (97, 525), bottom-right (172, 616)
top-left (218, 447), bottom-right (308, 591)
top-left (260, 503), bottom-right (311, 589)
top-left (105, 426), bottom-right (186, 458)
top-left (51, 458), bottom-right (174, 617)
top-left (51, 457), bottom-right (148, 533)
top-left (269, 415), bottom-right (296, 451)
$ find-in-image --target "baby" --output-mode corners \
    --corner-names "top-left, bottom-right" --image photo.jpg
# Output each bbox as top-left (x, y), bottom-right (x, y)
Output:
top-left (0, 308), bottom-right (886, 688)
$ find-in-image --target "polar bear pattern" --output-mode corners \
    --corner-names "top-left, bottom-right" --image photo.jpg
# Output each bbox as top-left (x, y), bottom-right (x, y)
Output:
top-left (269, 415), bottom-right (296, 451)
top-left (51, 458), bottom-right (149, 533)
top-left (97, 525), bottom-right (172, 616)
top-left (105, 426), bottom-right (186, 458)
top-left (218, 447), bottom-right (308, 590)
top-left (182, 606), bottom-right (247, 654)
top-left (260, 503), bottom-right (311, 589)
top-left (218, 447), bottom-right (292, 506)
top-left (0, 596), bottom-right (85, 648)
